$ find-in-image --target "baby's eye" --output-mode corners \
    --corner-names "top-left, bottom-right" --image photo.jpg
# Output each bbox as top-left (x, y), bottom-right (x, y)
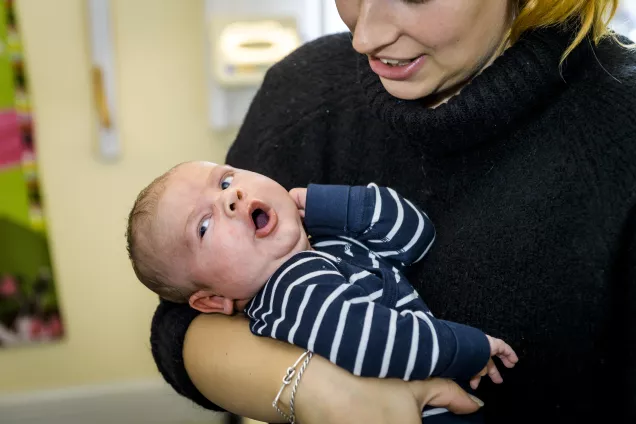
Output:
top-left (199, 218), bottom-right (210, 238)
top-left (221, 175), bottom-right (233, 190)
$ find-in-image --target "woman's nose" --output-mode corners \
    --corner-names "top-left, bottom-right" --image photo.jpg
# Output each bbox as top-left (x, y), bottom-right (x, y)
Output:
top-left (223, 188), bottom-right (245, 216)
top-left (351, 0), bottom-right (399, 55)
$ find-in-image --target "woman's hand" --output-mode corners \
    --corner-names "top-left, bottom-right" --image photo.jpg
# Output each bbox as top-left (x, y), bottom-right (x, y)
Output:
top-left (184, 314), bottom-right (482, 424)
top-left (296, 356), bottom-right (484, 424)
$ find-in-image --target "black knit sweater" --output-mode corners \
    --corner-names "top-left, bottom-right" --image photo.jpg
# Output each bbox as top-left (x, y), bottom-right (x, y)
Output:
top-left (150, 28), bottom-right (636, 423)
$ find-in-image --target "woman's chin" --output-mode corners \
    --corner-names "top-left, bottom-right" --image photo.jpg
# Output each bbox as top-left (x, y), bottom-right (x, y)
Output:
top-left (382, 78), bottom-right (466, 109)
top-left (381, 78), bottom-right (435, 101)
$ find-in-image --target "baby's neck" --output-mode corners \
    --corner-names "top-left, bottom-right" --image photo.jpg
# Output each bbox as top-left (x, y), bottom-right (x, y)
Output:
top-left (234, 298), bottom-right (251, 312)
top-left (237, 243), bottom-right (314, 315)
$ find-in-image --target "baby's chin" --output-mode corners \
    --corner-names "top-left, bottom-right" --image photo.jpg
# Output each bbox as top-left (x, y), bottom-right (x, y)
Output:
top-left (267, 227), bottom-right (311, 267)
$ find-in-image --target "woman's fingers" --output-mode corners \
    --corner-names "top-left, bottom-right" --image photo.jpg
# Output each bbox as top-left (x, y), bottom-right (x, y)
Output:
top-left (410, 378), bottom-right (484, 415)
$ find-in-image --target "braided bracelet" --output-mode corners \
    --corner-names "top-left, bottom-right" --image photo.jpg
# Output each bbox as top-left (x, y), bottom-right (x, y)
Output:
top-left (272, 350), bottom-right (314, 424)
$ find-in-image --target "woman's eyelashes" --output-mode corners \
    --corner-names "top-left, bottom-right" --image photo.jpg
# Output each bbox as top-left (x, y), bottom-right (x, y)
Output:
top-left (199, 217), bottom-right (210, 238)
top-left (221, 174), bottom-right (233, 190)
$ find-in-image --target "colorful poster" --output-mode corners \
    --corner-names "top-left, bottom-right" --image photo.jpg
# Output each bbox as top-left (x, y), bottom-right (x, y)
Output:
top-left (0, 0), bottom-right (63, 347)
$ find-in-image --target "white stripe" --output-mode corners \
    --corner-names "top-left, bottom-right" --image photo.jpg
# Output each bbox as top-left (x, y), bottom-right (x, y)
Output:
top-left (246, 291), bottom-right (262, 318)
top-left (246, 275), bottom-right (273, 318)
top-left (401, 310), bottom-right (419, 380)
top-left (255, 256), bottom-right (329, 334)
top-left (353, 303), bottom-right (375, 375)
top-left (349, 270), bottom-right (371, 283)
top-left (311, 250), bottom-right (341, 264)
top-left (349, 289), bottom-right (383, 304)
top-left (330, 289), bottom-right (382, 363)
top-left (375, 198), bottom-right (425, 258)
top-left (414, 233), bottom-right (435, 263)
top-left (287, 284), bottom-right (316, 344)
top-left (396, 290), bottom-right (419, 308)
top-left (392, 267), bottom-right (401, 283)
top-left (312, 240), bottom-right (354, 257)
top-left (329, 302), bottom-right (350, 363)
top-left (369, 252), bottom-right (379, 268)
top-left (307, 283), bottom-right (352, 351)
top-left (313, 240), bottom-right (349, 248)
top-left (369, 188), bottom-right (404, 243)
top-left (270, 270), bottom-right (342, 337)
top-left (379, 309), bottom-right (397, 378)
top-left (364, 183), bottom-right (382, 233)
top-left (338, 235), bottom-right (369, 251)
top-left (422, 408), bottom-right (449, 417)
top-left (415, 311), bottom-right (440, 376)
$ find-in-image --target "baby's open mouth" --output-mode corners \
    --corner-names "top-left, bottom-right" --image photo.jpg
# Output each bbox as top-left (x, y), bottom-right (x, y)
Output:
top-left (251, 208), bottom-right (269, 230)
top-left (248, 200), bottom-right (278, 238)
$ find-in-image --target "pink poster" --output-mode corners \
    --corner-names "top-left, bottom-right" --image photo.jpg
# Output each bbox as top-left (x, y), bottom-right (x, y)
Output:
top-left (0, 110), bottom-right (21, 169)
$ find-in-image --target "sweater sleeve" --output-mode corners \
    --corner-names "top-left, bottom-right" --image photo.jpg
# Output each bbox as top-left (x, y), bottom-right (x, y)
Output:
top-left (149, 299), bottom-right (223, 412)
top-left (246, 252), bottom-right (489, 381)
top-left (622, 205), bottom-right (636, 419)
top-left (304, 183), bottom-right (436, 270)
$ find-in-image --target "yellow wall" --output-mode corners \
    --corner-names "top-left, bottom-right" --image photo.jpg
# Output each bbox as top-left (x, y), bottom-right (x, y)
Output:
top-left (0, 0), bottom-right (233, 392)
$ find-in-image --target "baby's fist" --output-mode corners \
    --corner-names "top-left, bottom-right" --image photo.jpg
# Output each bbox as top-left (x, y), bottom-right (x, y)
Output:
top-left (289, 188), bottom-right (307, 218)
top-left (487, 335), bottom-right (519, 369)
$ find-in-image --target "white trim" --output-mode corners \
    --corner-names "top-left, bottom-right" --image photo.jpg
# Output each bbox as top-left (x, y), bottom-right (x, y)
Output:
top-left (0, 378), bottom-right (226, 424)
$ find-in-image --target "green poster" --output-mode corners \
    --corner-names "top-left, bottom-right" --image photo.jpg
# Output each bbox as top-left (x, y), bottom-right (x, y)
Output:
top-left (0, 0), bottom-right (64, 348)
top-left (0, 0), bottom-right (14, 110)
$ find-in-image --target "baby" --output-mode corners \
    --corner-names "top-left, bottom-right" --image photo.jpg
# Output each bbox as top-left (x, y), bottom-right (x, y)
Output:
top-left (127, 161), bottom-right (518, 422)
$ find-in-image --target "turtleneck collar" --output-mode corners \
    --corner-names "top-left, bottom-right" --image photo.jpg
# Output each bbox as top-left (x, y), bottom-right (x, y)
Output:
top-left (357, 28), bottom-right (588, 156)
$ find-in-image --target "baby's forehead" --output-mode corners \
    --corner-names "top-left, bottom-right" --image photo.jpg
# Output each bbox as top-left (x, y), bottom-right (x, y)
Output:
top-left (178, 161), bottom-right (219, 172)
top-left (163, 161), bottom-right (218, 187)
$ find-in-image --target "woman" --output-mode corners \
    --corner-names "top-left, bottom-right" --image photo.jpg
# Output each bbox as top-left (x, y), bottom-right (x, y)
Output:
top-left (149, 0), bottom-right (636, 422)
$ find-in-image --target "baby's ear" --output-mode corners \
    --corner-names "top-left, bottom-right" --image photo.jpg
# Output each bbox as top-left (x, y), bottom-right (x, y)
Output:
top-left (188, 291), bottom-right (234, 315)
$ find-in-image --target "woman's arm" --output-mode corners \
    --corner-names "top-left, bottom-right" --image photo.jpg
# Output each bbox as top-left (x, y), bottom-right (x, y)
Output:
top-left (183, 313), bottom-right (483, 424)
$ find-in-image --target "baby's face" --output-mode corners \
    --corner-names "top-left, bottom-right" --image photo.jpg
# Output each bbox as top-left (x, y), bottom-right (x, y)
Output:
top-left (154, 161), bottom-right (309, 305)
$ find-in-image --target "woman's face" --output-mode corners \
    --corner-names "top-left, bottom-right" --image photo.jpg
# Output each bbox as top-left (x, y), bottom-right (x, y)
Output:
top-left (336, 0), bottom-right (513, 101)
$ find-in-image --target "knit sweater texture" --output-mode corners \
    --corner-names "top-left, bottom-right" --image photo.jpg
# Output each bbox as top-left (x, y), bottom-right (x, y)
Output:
top-left (150, 28), bottom-right (636, 423)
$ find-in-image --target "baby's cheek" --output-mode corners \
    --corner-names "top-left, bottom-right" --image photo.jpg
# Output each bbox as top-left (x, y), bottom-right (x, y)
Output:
top-left (221, 226), bottom-right (245, 245)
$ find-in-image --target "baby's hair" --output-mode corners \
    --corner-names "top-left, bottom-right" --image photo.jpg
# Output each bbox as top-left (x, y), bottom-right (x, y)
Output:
top-left (126, 166), bottom-right (189, 304)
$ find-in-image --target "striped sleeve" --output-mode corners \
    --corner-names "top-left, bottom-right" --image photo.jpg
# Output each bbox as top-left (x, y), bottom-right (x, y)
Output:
top-left (247, 252), bottom-right (490, 381)
top-left (304, 184), bottom-right (436, 270)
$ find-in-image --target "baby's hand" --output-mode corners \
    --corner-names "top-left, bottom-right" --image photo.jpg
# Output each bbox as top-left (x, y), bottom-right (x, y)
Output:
top-left (289, 188), bottom-right (307, 218)
top-left (470, 335), bottom-right (519, 390)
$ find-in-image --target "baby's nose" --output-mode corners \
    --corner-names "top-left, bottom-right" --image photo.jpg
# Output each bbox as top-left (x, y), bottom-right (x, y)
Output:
top-left (225, 188), bottom-right (245, 215)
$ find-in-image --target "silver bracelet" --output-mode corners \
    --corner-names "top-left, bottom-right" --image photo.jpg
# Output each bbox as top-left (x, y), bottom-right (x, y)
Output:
top-left (272, 350), bottom-right (313, 424)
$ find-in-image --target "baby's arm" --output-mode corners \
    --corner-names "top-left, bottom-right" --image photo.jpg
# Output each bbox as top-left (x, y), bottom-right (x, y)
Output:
top-left (295, 184), bottom-right (435, 271)
top-left (246, 251), bottom-right (491, 382)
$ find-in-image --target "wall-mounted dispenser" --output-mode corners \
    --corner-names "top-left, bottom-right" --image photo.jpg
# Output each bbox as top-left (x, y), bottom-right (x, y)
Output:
top-left (204, 0), bottom-right (347, 131)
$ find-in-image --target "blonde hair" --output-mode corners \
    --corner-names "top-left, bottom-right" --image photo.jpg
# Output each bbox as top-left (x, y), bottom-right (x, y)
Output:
top-left (126, 167), bottom-right (190, 304)
top-left (509, 0), bottom-right (626, 62)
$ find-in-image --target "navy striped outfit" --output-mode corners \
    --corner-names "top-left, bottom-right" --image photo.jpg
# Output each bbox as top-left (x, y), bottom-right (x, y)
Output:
top-left (246, 184), bottom-right (490, 421)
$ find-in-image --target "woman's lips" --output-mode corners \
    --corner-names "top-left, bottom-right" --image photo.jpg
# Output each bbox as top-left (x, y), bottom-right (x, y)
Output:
top-left (368, 55), bottom-right (427, 81)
